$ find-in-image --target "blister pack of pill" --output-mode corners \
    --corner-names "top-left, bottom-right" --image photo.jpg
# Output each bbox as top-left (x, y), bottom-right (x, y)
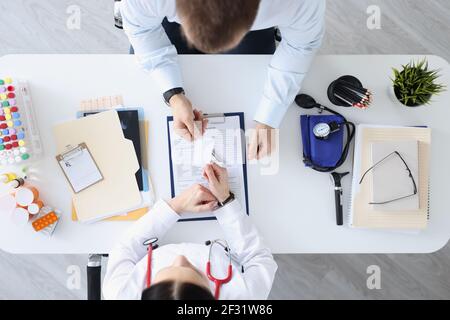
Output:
top-left (0, 77), bottom-right (43, 166)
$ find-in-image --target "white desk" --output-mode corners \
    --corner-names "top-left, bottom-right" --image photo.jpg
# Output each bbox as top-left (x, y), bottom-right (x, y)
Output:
top-left (0, 54), bottom-right (449, 254)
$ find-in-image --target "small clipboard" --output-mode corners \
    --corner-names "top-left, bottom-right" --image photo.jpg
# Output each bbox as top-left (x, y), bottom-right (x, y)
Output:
top-left (56, 143), bottom-right (104, 194)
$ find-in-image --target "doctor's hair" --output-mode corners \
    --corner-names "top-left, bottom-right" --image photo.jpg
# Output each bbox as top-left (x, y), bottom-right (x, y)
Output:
top-left (176, 0), bottom-right (261, 53)
top-left (141, 281), bottom-right (215, 300)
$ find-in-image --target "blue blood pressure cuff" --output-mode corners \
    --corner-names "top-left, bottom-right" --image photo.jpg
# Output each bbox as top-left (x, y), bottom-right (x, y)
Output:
top-left (301, 115), bottom-right (345, 169)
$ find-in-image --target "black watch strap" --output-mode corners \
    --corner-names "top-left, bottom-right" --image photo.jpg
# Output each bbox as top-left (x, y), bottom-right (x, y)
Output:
top-left (163, 87), bottom-right (185, 106)
top-left (218, 192), bottom-right (235, 208)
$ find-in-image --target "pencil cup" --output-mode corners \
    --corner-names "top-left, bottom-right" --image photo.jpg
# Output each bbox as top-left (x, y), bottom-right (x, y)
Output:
top-left (327, 75), bottom-right (374, 110)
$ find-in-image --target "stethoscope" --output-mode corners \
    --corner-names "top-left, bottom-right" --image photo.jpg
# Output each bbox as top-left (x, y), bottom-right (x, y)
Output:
top-left (144, 238), bottom-right (233, 300)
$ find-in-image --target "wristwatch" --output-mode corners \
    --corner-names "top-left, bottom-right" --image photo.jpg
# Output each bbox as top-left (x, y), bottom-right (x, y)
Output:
top-left (218, 192), bottom-right (235, 208)
top-left (163, 87), bottom-right (185, 106)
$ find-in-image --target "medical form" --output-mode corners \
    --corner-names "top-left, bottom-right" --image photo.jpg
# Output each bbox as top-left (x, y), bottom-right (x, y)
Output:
top-left (167, 113), bottom-right (249, 221)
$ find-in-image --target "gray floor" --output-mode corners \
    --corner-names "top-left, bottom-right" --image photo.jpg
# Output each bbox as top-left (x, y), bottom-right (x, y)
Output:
top-left (0, 0), bottom-right (449, 300)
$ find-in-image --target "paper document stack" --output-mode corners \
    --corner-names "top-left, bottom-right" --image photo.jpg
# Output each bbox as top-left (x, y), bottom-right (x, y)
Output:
top-left (54, 110), bottom-right (144, 223)
top-left (349, 125), bottom-right (431, 229)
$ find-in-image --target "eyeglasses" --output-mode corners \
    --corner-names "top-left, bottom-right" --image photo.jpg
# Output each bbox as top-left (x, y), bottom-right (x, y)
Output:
top-left (359, 151), bottom-right (418, 205)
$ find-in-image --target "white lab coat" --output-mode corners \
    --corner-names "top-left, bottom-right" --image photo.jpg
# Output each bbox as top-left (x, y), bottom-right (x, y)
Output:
top-left (103, 200), bottom-right (278, 300)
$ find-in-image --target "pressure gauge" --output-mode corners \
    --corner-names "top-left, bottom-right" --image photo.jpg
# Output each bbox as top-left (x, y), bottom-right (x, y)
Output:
top-left (313, 123), bottom-right (331, 139)
top-left (313, 121), bottom-right (341, 140)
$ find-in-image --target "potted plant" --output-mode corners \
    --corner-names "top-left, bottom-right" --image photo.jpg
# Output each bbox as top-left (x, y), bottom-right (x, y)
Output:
top-left (391, 59), bottom-right (446, 107)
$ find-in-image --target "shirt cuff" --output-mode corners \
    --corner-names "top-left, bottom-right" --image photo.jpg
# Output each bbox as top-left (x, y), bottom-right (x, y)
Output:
top-left (128, 200), bottom-right (180, 239)
top-left (215, 200), bottom-right (244, 225)
top-left (150, 63), bottom-right (184, 95)
top-left (253, 95), bottom-right (288, 129)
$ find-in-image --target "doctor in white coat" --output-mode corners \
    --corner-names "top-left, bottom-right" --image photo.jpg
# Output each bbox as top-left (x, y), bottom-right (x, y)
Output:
top-left (103, 163), bottom-right (277, 300)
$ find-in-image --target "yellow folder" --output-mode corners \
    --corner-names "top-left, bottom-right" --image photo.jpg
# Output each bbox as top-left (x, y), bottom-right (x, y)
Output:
top-left (71, 120), bottom-right (151, 222)
top-left (53, 110), bottom-right (142, 223)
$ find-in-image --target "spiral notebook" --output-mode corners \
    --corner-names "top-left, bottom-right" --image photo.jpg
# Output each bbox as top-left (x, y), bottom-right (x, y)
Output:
top-left (349, 125), bottom-right (431, 229)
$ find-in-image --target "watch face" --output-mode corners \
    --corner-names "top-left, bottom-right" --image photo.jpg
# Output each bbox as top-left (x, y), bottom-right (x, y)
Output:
top-left (313, 123), bottom-right (331, 138)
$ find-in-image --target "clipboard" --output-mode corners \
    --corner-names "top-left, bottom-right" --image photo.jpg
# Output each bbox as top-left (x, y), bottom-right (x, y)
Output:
top-left (167, 112), bottom-right (249, 222)
top-left (56, 143), bottom-right (103, 194)
top-left (53, 110), bottom-right (142, 223)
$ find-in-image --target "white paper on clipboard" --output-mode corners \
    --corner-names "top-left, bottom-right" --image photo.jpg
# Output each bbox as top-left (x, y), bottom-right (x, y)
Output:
top-left (168, 114), bottom-right (248, 221)
top-left (56, 143), bottom-right (103, 193)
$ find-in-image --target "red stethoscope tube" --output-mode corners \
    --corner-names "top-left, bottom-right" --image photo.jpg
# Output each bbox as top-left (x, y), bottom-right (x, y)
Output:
top-left (206, 261), bottom-right (233, 299)
top-left (145, 238), bottom-right (233, 300)
top-left (146, 243), bottom-right (153, 288)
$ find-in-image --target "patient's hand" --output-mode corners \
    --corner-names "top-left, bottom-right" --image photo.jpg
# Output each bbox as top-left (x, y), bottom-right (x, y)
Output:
top-left (203, 163), bottom-right (231, 203)
top-left (171, 94), bottom-right (208, 141)
top-left (168, 184), bottom-right (217, 214)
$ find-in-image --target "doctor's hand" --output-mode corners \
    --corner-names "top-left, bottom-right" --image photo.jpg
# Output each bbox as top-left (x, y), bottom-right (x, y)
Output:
top-left (203, 163), bottom-right (231, 203)
top-left (170, 94), bottom-right (208, 141)
top-left (248, 122), bottom-right (276, 161)
top-left (168, 184), bottom-right (217, 214)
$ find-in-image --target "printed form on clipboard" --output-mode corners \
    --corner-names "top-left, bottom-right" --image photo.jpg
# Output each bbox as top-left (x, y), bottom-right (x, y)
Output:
top-left (167, 113), bottom-right (249, 221)
top-left (56, 143), bottom-right (103, 193)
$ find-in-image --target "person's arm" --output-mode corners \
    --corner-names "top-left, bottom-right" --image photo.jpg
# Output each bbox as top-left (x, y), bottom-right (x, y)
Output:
top-left (216, 202), bottom-right (278, 300)
top-left (121, 0), bottom-right (182, 94)
top-left (204, 164), bottom-right (278, 300)
top-left (103, 185), bottom-right (217, 299)
top-left (253, 0), bottom-right (326, 128)
top-left (121, 0), bottom-right (206, 140)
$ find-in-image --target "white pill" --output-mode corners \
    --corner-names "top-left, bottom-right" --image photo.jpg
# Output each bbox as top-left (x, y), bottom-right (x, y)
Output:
top-left (8, 157), bottom-right (15, 164)
top-left (15, 156), bottom-right (22, 163)
top-left (20, 147), bottom-right (27, 154)
top-left (13, 149), bottom-right (20, 156)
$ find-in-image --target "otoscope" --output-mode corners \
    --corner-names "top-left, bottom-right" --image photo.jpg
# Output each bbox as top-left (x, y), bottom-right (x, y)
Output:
top-left (330, 172), bottom-right (349, 226)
